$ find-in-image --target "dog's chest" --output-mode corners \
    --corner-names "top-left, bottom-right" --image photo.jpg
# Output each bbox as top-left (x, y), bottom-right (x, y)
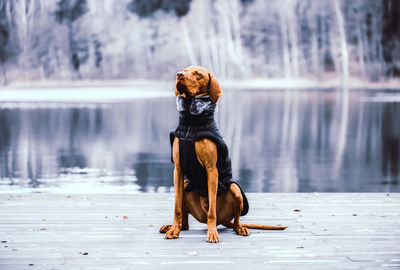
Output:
top-left (179, 138), bottom-right (208, 184)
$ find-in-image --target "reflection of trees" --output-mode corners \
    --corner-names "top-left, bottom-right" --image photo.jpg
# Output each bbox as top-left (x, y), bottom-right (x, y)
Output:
top-left (216, 89), bottom-right (400, 192)
top-left (381, 103), bottom-right (399, 184)
top-left (0, 98), bottom-right (177, 189)
top-left (58, 149), bottom-right (87, 168)
top-left (270, 90), bottom-right (299, 192)
top-left (1, 92), bottom-right (399, 192)
top-left (131, 152), bottom-right (173, 193)
top-left (333, 90), bottom-right (349, 181)
top-left (0, 110), bottom-right (10, 178)
top-left (348, 97), bottom-right (400, 191)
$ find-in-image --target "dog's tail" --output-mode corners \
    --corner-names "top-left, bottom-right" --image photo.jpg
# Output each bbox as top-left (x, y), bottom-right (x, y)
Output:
top-left (223, 221), bottom-right (287, 230)
top-left (241, 223), bottom-right (287, 230)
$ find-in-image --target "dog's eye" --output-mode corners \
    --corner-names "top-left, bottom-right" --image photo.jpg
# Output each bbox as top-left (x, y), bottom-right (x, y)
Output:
top-left (192, 72), bottom-right (203, 79)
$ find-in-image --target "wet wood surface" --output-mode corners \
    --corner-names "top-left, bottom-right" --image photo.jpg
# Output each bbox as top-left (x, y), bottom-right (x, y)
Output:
top-left (1, 193), bottom-right (399, 269)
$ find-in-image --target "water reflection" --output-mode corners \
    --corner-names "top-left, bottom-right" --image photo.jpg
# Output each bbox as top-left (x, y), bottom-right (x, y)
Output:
top-left (381, 102), bottom-right (400, 184)
top-left (0, 89), bottom-right (399, 193)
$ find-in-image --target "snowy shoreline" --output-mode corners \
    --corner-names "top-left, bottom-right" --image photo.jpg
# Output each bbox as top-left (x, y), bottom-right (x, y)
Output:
top-left (0, 86), bottom-right (172, 103)
top-left (0, 78), bottom-right (399, 103)
top-left (2, 78), bottom-right (400, 90)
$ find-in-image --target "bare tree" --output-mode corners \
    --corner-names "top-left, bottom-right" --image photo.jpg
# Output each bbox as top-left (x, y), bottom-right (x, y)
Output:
top-left (55, 0), bottom-right (89, 78)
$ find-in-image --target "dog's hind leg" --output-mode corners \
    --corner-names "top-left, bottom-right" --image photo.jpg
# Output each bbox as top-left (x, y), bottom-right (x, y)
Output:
top-left (230, 183), bottom-right (251, 236)
top-left (225, 183), bottom-right (287, 231)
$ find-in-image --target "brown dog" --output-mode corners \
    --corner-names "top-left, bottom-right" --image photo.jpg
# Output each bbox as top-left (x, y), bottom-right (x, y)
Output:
top-left (160, 66), bottom-right (286, 243)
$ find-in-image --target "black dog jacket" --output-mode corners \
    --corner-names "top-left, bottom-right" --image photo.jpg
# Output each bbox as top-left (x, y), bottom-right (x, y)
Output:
top-left (170, 95), bottom-right (248, 216)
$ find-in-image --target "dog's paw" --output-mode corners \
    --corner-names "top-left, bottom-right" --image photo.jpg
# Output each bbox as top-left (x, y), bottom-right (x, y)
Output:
top-left (160, 224), bottom-right (189, 233)
top-left (164, 226), bottom-right (181, 239)
top-left (234, 226), bottom-right (251, 236)
top-left (159, 225), bottom-right (172, 233)
top-left (206, 227), bottom-right (220, 243)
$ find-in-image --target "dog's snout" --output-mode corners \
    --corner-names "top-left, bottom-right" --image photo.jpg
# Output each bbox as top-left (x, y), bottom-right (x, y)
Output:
top-left (177, 71), bottom-right (184, 78)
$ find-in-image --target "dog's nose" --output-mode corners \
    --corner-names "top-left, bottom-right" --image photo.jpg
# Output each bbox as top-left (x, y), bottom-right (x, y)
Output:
top-left (177, 71), bottom-right (184, 78)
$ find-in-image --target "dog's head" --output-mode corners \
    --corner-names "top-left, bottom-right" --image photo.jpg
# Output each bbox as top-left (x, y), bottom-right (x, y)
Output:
top-left (175, 66), bottom-right (222, 104)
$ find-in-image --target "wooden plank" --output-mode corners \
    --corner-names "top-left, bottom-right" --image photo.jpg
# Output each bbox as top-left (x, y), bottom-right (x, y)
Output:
top-left (0, 193), bottom-right (399, 269)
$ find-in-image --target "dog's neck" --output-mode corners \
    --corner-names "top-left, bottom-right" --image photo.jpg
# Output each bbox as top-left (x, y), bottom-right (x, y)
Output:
top-left (176, 95), bottom-right (218, 116)
top-left (176, 95), bottom-right (218, 127)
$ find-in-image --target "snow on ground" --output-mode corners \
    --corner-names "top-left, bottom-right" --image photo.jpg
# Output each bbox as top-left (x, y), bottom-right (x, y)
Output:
top-left (0, 78), bottom-right (398, 105)
top-left (219, 78), bottom-right (400, 90)
top-left (361, 95), bottom-right (400, 102)
top-left (4, 77), bottom-right (400, 90)
top-left (0, 86), bottom-right (173, 103)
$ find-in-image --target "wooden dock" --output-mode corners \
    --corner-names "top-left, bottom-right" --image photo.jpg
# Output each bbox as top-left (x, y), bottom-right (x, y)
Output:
top-left (1, 193), bottom-right (399, 270)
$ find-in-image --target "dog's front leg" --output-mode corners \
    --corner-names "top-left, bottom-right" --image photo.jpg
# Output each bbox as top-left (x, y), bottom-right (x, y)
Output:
top-left (165, 138), bottom-right (184, 239)
top-left (195, 138), bottom-right (220, 243)
top-left (206, 166), bottom-right (219, 243)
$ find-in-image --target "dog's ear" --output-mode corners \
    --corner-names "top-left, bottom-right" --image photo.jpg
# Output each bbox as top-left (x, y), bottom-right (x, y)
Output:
top-left (208, 73), bottom-right (222, 104)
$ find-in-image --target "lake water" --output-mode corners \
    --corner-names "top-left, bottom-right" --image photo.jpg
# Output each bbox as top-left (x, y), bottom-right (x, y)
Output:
top-left (0, 88), bottom-right (399, 193)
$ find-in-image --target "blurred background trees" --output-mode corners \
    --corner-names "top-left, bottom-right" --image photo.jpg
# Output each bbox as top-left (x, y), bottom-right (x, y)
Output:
top-left (55, 0), bottom-right (89, 77)
top-left (127, 0), bottom-right (192, 17)
top-left (0, 0), bottom-right (399, 84)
